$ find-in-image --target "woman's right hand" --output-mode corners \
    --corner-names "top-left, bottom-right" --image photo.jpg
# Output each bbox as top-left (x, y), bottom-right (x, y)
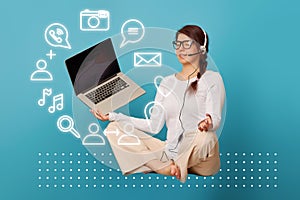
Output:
top-left (198, 114), bottom-right (212, 132)
top-left (90, 110), bottom-right (109, 121)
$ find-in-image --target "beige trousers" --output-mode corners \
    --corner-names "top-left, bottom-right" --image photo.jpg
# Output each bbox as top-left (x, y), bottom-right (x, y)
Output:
top-left (104, 121), bottom-right (220, 183)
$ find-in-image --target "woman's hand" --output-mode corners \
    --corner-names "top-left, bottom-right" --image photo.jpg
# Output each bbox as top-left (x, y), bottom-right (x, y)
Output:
top-left (90, 110), bottom-right (109, 121)
top-left (198, 114), bottom-right (212, 132)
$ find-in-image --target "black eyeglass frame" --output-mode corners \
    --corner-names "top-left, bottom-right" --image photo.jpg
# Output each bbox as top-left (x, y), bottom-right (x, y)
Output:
top-left (172, 40), bottom-right (195, 50)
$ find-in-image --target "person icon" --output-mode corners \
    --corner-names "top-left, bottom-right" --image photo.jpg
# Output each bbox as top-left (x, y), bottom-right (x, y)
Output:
top-left (117, 123), bottom-right (141, 146)
top-left (30, 59), bottom-right (53, 81)
top-left (82, 123), bottom-right (105, 146)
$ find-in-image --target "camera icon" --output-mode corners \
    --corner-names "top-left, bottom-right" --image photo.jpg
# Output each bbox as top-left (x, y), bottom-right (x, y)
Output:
top-left (80, 9), bottom-right (110, 31)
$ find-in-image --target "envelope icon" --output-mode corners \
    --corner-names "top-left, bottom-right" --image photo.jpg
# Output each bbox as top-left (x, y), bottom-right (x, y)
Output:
top-left (134, 52), bottom-right (162, 67)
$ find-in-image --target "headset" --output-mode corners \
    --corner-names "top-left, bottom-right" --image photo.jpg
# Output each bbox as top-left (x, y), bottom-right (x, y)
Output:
top-left (186, 29), bottom-right (207, 56)
top-left (168, 28), bottom-right (207, 154)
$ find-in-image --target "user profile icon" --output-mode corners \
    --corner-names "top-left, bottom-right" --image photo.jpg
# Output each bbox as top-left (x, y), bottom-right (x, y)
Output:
top-left (30, 59), bottom-right (53, 81)
top-left (82, 123), bottom-right (105, 146)
top-left (117, 123), bottom-right (141, 146)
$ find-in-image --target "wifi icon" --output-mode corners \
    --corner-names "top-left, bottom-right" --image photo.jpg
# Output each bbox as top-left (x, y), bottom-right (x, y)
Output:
top-left (56, 28), bottom-right (64, 36)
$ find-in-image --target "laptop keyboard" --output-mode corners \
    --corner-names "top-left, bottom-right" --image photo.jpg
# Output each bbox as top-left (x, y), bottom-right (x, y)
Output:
top-left (86, 77), bottom-right (129, 104)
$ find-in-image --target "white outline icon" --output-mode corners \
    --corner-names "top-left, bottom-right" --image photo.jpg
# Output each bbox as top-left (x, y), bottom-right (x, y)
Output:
top-left (44, 23), bottom-right (71, 49)
top-left (30, 59), bottom-right (53, 81)
top-left (38, 88), bottom-right (52, 106)
top-left (103, 128), bottom-right (120, 136)
top-left (134, 52), bottom-right (162, 67)
top-left (117, 123), bottom-right (141, 146)
top-left (46, 49), bottom-right (56, 60)
top-left (80, 9), bottom-right (110, 31)
top-left (57, 115), bottom-right (81, 138)
top-left (144, 101), bottom-right (165, 134)
top-left (37, 88), bottom-right (64, 114)
top-left (82, 123), bottom-right (105, 146)
top-left (48, 94), bottom-right (64, 113)
top-left (154, 75), bottom-right (175, 97)
top-left (120, 19), bottom-right (145, 48)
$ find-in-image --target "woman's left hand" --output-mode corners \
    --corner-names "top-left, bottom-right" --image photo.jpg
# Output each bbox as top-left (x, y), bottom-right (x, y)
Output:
top-left (198, 114), bottom-right (212, 132)
top-left (90, 110), bottom-right (109, 121)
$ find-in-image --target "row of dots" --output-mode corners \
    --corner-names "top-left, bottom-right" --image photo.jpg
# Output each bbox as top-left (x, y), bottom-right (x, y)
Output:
top-left (38, 184), bottom-right (278, 188)
top-left (38, 160), bottom-right (98, 164)
top-left (38, 152), bottom-right (278, 157)
top-left (37, 168), bottom-right (117, 172)
top-left (38, 167), bottom-right (278, 173)
top-left (38, 160), bottom-right (115, 165)
top-left (38, 153), bottom-right (113, 157)
top-left (38, 175), bottom-right (278, 181)
top-left (225, 160), bottom-right (278, 164)
top-left (220, 153), bottom-right (278, 156)
top-left (220, 168), bottom-right (278, 172)
top-left (38, 160), bottom-right (278, 165)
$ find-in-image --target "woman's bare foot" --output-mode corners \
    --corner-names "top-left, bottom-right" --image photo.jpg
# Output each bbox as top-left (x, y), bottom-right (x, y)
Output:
top-left (155, 163), bottom-right (181, 179)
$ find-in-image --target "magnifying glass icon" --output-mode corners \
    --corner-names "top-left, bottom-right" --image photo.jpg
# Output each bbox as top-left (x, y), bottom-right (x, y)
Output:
top-left (57, 115), bottom-right (81, 139)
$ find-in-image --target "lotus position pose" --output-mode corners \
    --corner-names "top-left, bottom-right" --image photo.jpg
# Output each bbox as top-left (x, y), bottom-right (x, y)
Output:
top-left (91, 25), bottom-right (225, 182)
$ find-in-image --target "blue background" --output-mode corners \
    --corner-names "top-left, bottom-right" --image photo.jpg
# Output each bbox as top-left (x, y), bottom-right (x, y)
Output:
top-left (1, 0), bottom-right (299, 199)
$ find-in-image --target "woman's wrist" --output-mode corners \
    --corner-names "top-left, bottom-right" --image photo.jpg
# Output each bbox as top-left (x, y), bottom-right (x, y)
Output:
top-left (108, 112), bottom-right (116, 121)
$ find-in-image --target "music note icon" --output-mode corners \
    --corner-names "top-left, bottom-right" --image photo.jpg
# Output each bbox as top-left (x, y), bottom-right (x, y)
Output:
top-left (38, 88), bottom-right (52, 106)
top-left (48, 93), bottom-right (64, 113)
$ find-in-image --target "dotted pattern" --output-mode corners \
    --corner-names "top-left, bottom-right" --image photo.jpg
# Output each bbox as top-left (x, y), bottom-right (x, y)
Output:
top-left (37, 152), bottom-right (279, 189)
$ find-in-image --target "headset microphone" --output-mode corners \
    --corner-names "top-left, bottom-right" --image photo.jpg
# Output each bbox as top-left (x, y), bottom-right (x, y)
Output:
top-left (187, 51), bottom-right (202, 56)
top-left (186, 29), bottom-right (207, 56)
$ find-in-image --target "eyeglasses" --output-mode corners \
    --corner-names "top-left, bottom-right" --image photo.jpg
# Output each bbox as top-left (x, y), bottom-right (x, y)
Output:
top-left (172, 40), bottom-right (194, 50)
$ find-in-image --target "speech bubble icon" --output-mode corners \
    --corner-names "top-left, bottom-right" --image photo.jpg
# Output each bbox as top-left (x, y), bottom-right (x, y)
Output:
top-left (44, 23), bottom-right (71, 49)
top-left (120, 19), bottom-right (145, 48)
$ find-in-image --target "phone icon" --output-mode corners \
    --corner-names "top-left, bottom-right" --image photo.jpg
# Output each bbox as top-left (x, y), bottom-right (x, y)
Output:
top-left (44, 23), bottom-right (71, 49)
top-left (49, 28), bottom-right (63, 43)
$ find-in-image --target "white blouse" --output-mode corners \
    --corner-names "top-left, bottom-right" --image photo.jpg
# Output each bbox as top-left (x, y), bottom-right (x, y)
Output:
top-left (109, 70), bottom-right (225, 159)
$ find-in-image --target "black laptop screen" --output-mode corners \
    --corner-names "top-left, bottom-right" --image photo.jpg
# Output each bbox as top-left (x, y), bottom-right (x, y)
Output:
top-left (65, 38), bottom-right (121, 95)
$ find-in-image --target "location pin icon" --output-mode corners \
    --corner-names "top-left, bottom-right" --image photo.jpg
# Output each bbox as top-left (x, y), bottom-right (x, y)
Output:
top-left (154, 76), bottom-right (174, 97)
top-left (143, 101), bottom-right (164, 134)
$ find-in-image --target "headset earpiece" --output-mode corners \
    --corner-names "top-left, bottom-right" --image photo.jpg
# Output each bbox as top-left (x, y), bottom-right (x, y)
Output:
top-left (199, 29), bottom-right (207, 54)
top-left (186, 28), bottom-right (207, 56)
top-left (200, 46), bottom-right (206, 54)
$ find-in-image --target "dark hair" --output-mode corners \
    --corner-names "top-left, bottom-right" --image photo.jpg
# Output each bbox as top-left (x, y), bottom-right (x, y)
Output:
top-left (176, 25), bottom-right (209, 91)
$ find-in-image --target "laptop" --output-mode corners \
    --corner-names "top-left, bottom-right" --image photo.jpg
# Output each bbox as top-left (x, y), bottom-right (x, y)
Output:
top-left (65, 38), bottom-right (145, 114)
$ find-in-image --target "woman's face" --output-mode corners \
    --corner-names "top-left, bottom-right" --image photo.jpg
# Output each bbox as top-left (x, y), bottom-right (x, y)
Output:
top-left (175, 33), bottom-right (200, 66)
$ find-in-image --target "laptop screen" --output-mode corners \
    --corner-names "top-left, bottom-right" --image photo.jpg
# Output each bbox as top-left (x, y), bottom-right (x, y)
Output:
top-left (65, 38), bottom-right (121, 95)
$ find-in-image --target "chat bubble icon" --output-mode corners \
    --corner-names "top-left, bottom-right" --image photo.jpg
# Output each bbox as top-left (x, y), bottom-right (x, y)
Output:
top-left (120, 19), bottom-right (145, 48)
top-left (44, 23), bottom-right (71, 49)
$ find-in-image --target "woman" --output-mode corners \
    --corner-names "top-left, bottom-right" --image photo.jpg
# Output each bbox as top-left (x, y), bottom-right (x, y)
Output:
top-left (91, 25), bottom-right (225, 182)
